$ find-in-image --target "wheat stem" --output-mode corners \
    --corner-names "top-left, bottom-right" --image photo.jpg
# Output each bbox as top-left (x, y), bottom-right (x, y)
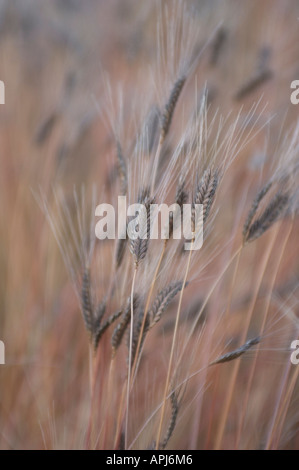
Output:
top-left (236, 221), bottom-right (292, 448)
top-left (156, 239), bottom-right (193, 449)
top-left (271, 362), bottom-right (299, 448)
top-left (131, 240), bottom-right (167, 383)
top-left (125, 265), bottom-right (138, 449)
top-left (173, 246), bottom-right (243, 380)
top-left (214, 229), bottom-right (278, 449)
top-left (150, 136), bottom-right (163, 194)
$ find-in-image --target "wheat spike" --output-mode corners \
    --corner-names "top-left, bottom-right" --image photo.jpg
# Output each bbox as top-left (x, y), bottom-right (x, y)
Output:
top-left (146, 105), bottom-right (161, 153)
top-left (35, 112), bottom-right (58, 145)
top-left (169, 178), bottom-right (188, 238)
top-left (192, 168), bottom-right (218, 231)
top-left (116, 140), bottom-right (127, 196)
top-left (245, 192), bottom-right (289, 243)
top-left (95, 300), bottom-right (106, 326)
top-left (129, 195), bottom-right (154, 266)
top-left (234, 69), bottom-right (273, 100)
top-left (93, 309), bottom-right (122, 350)
top-left (161, 76), bottom-right (186, 140)
top-left (116, 235), bottom-right (127, 268)
top-left (81, 268), bottom-right (94, 334)
top-left (112, 295), bottom-right (139, 356)
top-left (149, 281), bottom-right (184, 327)
top-left (209, 337), bottom-right (261, 366)
top-left (210, 27), bottom-right (227, 66)
top-left (243, 181), bottom-right (273, 240)
top-left (160, 390), bottom-right (179, 450)
top-left (175, 179), bottom-right (189, 208)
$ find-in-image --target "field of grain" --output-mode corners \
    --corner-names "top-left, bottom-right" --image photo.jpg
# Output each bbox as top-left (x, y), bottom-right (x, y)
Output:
top-left (0, 0), bottom-right (299, 450)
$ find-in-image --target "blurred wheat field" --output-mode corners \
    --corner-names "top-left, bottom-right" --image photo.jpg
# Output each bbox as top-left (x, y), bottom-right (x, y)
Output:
top-left (0, 0), bottom-right (299, 450)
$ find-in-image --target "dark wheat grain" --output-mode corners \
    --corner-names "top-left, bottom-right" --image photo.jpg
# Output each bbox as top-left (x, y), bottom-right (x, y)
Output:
top-left (209, 337), bottom-right (261, 366)
top-left (161, 76), bottom-right (186, 140)
top-left (245, 192), bottom-right (289, 243)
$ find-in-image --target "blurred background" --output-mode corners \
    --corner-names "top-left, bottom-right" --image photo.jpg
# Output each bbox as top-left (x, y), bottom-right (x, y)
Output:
top-left (0, 0), bottom-right (299, 449)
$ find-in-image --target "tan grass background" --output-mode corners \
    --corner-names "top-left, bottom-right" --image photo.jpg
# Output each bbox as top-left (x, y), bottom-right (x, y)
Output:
top-left (0, 0), bottom-right (299, 449)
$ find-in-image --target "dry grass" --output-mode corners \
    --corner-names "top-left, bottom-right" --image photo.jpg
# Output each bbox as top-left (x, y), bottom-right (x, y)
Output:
top-left (1, 0), bottom-right (299, 450)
